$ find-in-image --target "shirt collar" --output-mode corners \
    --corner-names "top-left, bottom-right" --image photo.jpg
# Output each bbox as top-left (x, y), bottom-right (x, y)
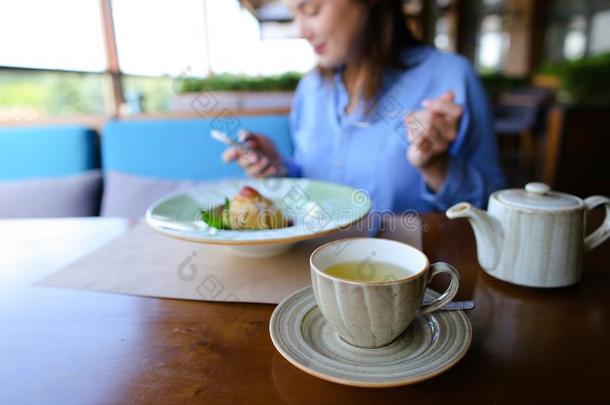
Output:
top-left (329, 45), bottom-right (432, 127)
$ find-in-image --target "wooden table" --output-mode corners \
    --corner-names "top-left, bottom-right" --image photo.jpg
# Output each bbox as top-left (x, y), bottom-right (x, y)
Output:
top-left (1, 214), bottom-right (608, 403)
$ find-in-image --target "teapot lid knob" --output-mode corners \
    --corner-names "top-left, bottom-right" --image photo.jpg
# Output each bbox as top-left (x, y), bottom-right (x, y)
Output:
top-left (498, 183), bottom-right (581, 209)
top-left (525, 182), bottom-right (550, 195)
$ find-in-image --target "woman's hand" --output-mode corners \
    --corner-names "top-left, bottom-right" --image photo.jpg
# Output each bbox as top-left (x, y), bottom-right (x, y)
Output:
top-left (222, 131), bottom-right (287, 178)
top-left (405, 91), bottom-right (463, 191)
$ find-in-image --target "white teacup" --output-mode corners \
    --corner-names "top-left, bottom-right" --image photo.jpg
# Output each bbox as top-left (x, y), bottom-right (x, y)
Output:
top-left (310, 238), bottom-right (460, 348)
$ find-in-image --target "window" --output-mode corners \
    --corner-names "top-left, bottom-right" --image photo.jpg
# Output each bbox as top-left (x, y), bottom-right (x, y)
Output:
top-left (112, 0), bottom-right (210, 76)
top-left (435, 16), bottom-right (451, 51)
top-left (563, 16), bottom-right (587, 60)
top-left (0, 0), bottom-right (106, 118)
top-left (0, 0), bottom-right (105, 71)
top-left (545, 2), bottom-right (610, 62)
top-left (112, 0), bottom-right (314, 77)
top-left (590, 9), bottom-right (610, 55)
top-left (477, 15), bottom-right (510, 71)
top-left (204, 0), bottom-right (314, 75)
top-left (0, 0), bottom-right (316, 119)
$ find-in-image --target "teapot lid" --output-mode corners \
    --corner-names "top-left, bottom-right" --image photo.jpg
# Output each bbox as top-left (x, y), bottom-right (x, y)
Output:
top-left (495, 182), bottom-right (582, 211)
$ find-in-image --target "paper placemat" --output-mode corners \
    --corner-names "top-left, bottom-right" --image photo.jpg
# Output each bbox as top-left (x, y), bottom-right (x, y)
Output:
top-left (36, 217), bottom-right (422, 305)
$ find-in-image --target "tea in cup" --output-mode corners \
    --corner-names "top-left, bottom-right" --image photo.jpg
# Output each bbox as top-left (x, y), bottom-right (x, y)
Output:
top-left (310, 238), bottom-right (460, 348)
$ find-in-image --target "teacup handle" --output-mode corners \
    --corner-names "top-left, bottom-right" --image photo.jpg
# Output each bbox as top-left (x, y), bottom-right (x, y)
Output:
top-left (418, 262), bottom-right (460, 315)
top-left (584, 196), bottom-right (610, 252)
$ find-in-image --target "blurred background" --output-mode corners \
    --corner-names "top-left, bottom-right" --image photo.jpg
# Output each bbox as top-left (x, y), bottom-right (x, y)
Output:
top-left (1, 0), bottom-right (609, 218)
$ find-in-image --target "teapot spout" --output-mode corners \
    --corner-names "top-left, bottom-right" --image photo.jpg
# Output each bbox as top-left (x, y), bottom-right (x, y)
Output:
top-left (446, 202), bottom-right (503, 272)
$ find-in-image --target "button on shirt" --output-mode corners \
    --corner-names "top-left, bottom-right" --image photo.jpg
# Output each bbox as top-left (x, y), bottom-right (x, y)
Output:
top-left (282, 46), bottom-right (506, 213)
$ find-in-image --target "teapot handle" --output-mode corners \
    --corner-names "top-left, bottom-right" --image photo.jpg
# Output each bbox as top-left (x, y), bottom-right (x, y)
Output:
top-left (584, 196), bottom-right (610, 252)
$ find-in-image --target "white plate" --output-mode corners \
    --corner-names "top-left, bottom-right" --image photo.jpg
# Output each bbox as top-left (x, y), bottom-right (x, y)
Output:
top-left (146, 178), bottom-right (372, 257)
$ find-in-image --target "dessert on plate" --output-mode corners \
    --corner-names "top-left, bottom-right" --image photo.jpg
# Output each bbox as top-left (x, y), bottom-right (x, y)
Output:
top-left (200, 186), bottom-right (290, 231)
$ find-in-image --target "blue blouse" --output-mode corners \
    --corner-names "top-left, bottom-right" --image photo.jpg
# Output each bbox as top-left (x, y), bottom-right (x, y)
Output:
top-left (283, 46), bottom-right (505, 213)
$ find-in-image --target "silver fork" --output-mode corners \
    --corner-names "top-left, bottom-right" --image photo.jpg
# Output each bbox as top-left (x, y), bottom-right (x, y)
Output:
top-left (422, 300), bottom-right (474, 311)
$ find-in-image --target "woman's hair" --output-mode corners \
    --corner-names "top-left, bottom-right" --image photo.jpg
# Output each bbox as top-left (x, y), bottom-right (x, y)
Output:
top-left (319, 0), bottom-right (420, 109)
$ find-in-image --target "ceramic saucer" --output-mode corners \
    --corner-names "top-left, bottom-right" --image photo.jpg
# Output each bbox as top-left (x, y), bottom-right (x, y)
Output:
top-left (269, 287), bottom-right (472, 388)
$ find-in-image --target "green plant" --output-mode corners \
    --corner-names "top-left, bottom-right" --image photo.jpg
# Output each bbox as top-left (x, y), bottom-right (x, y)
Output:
top-left (478, 72), bottom-right (529, 102)
top-left (177, 72), bottom-right (302, 93)
top-left (0, 70), bottom-right (106, 117)
top-left (538, 52), bottom-right (610, 107)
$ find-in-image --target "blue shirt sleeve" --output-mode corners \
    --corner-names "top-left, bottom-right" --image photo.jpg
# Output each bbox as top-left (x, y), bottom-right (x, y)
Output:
top-left (421, 58), bottom-right (505, 210)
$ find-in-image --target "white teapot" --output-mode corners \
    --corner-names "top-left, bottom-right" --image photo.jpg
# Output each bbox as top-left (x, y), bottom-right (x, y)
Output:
top-left (446, 182), bottom-right (610, 288)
